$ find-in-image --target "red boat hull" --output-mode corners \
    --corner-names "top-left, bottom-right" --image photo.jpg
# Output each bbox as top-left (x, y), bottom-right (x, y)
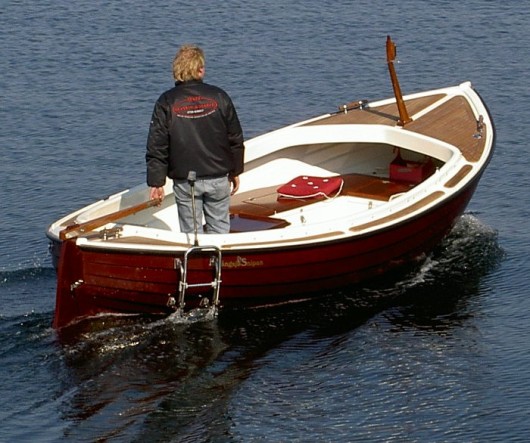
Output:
top-left (52, 181), bottom-right (478, 329)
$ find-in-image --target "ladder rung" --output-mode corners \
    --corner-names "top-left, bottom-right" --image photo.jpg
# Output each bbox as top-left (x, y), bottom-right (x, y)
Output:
top-left (183, 281), bottom-right (220, 289)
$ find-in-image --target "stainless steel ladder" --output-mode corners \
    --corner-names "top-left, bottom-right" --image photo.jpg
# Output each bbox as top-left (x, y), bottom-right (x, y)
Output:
top-left (176, 245), bottom-right (222, 311)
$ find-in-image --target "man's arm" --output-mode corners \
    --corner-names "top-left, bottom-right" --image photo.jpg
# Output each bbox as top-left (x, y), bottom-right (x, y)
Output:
top-left (146, 96), bottom-right (170, 190)
top-left (229, 175), bottom-right (240, 195)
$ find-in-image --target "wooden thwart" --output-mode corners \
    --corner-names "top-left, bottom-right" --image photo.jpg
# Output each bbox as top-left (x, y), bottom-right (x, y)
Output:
top-left (59, 198), bottom-right (162, 240)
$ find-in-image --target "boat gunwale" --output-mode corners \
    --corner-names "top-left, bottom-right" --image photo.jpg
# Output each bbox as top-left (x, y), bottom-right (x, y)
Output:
top-left (66, 171), bottom-right (480, 258)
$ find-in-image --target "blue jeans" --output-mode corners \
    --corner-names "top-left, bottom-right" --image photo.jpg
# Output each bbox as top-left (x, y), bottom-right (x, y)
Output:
top-left (173, 176), bottom-right (231, 234)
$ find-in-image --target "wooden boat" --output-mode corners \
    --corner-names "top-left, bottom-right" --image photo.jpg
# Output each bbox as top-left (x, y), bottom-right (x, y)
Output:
top-left (47, 37), bottom-right (495, 328)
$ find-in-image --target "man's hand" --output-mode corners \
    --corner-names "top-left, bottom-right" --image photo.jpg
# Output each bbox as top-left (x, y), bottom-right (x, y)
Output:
top-left (229, 176), bottom-right (240, 195)
top-left (149, 186), bottom-right (165, 205)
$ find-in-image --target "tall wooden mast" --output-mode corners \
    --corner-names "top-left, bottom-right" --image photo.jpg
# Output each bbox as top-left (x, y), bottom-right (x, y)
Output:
top-left (386, 36), bottom-right (412, 126)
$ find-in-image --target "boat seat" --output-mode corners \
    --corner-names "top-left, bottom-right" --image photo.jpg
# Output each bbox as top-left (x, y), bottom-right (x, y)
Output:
top-left (230, 173), bottom-right (414, 221)
top-left (277, 175), bottom-right (344, 199)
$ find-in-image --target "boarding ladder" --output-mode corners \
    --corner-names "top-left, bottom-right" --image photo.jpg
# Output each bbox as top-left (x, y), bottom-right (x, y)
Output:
top-left (176, 245), bottom-right (222, 312)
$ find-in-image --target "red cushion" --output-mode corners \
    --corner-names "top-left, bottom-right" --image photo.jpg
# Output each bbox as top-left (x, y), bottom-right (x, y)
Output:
top-left (277, 176), bottom-right (343, 199)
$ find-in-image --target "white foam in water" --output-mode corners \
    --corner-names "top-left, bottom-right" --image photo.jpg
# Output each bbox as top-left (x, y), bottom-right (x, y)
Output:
top-left (165, 306), bottom-right (219, 325)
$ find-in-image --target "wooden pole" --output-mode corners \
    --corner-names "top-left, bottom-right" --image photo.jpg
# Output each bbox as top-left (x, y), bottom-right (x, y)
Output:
top-left (59, 198), bottom-right (162, 240)
top-left (386, 36), bottom-right (412, 126)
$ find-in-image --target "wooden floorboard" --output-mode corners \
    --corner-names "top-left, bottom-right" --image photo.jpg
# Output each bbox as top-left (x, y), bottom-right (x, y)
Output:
top-left (229, 173), bottom-right (414, 219)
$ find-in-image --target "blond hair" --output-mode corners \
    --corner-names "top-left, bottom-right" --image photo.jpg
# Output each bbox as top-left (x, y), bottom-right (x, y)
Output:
top-left (172, 44), bottom-right (205, 82)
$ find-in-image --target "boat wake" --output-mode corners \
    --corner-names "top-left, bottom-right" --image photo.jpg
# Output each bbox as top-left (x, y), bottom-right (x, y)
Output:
top-left (55, 306), bottom-right (221, 352)
top-left (333, 213), bottom-right (503, 314)
top-left (342, 213), bottom-right (504, 332)
top-left (413, 213), bottom-right (502, 285)
top-left (161, 306), bottom-right (219, 325)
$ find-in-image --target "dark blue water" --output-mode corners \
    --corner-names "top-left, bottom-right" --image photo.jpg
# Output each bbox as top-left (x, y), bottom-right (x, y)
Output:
top-left (1, 1), bottom-right (528, 441)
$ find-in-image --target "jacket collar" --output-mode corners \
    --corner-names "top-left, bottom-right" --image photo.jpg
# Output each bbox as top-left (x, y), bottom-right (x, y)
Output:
top-left (175, 79), bottom-right (203, 86)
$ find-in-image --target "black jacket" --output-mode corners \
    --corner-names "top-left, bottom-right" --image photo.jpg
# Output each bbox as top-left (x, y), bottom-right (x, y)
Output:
top-left (146, 80), bottom-right (245, 186)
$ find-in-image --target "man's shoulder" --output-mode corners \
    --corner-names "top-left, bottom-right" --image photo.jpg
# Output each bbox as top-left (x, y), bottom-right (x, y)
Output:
top-left (158, 82), bottom-right (232, 110)
top-left (156, 87), bottom-right (177, 104)
top-left (163, 81), bottom-right (228, 97)
top-left (201, 82), bottom-right (229, 97)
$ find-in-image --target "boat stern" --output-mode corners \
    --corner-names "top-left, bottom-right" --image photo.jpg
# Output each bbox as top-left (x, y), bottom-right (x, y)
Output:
top-left (52, 240), bottom-right (87, 328)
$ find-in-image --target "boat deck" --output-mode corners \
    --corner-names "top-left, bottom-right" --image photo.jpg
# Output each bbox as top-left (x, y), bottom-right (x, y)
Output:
top-left (306, 94), bottom-right (488, 162)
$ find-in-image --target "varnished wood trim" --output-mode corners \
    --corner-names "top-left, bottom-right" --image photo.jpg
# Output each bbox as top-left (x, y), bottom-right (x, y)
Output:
top-left (444, 165), bottom-right (473, 188)
top-left (90, 236), bottom-right (191, 247)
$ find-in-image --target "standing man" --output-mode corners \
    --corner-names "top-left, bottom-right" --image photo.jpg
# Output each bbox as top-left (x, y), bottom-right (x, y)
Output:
top-left (146, 44), bottom-right (245, 234)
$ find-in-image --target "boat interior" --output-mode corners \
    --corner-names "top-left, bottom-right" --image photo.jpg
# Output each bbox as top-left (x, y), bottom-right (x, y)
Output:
top-left (229, 144), bottom-right (434, 228)
top-left (110, 138), bottom-right (447, 235)
top-left (53, 83), bottom-right (489, 241)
